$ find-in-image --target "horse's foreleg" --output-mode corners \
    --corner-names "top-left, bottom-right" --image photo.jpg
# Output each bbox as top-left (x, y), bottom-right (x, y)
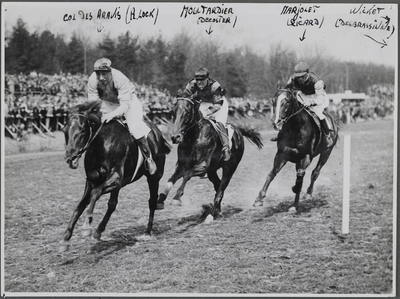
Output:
top-left (292, 155), bottom-right (311, 209)
top-left (146, 176), bottom-right (161, 235)
top-left (172, 175), bottom-right (192, 206)
top-left (156, 166), bottom-right (184, 209)
top-left (93, 190), bottom-right (120, 240)
top-left (59, 180), bottom-right (92, 252)
top-left (82, 172), bottom-right (122, 237)
top-left (206, 167), bottom-right (235, 223)
top-left (305, 150), bottom-right (333, 199)
top-left (253, 153), bottom-right (287, 207)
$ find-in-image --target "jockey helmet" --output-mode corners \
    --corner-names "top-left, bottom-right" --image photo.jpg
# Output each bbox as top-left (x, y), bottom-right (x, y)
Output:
top-left (294, 62), bottom-right (309, 77)
top-left (194, 67), bottom-right (209, 80)
top-left (94, 58), bottom-right (112, 72)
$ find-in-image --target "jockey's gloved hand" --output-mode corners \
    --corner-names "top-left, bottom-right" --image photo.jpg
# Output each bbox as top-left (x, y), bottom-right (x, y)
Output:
top-left (102, 112), bottom-right (116, 123)
top-left (303, 99), bottom-right (316, 107)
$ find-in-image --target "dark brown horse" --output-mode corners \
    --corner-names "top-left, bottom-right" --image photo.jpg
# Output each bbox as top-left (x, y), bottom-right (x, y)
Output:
top-left (59, 100), bottom-right (171, 252)
top-left (156, 97), bottom-right (263, 222)
top-left (253, 88), bottom-right (338, 210)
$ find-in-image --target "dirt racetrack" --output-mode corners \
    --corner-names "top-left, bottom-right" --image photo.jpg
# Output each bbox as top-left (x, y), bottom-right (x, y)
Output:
top-left (2, 117), bottom-right (395, 295)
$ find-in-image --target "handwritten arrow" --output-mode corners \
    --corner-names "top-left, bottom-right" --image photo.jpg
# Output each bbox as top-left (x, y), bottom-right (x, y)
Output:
top-left (299, 29), bottom-right (306, 41)
top-left (364, 34), bottom-right (388, 48)
top-left (97, 23), bottom-right (104, 33)
top-left (205, 25), bottom-right (213, 35)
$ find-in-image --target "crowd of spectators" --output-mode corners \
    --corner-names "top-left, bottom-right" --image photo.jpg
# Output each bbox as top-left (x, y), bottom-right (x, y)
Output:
top-left (4, 72), bottom-right (177, 135)
top-left (4, 72), bottom-right (394, 138)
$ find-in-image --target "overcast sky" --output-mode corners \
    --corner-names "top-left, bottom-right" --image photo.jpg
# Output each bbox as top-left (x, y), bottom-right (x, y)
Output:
top-left (2, 2), bottom-right (398, 67)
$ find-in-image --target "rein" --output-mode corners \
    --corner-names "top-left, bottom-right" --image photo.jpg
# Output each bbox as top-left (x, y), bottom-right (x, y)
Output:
top-left (68, 113), bottom-right (104, 160)
top-left (176, 97), bottom-right (202, 135)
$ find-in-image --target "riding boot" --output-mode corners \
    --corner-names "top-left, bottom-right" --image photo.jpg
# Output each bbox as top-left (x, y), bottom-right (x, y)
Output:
top-left (320, 118), bottom-right (333, 147)
top-left (215, 122), bottom-right (231, 161)
top-left (136, 136), bottom-right (157, 175)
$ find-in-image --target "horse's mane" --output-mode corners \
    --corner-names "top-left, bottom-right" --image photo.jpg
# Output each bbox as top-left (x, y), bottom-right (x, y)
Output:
top-left (71, 100), bottom-right (102, 117)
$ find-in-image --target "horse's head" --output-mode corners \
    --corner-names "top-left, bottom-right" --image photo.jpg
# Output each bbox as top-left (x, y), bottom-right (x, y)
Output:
top-left (64, 101), bottom-right (101, 169)
top-left (171, 97), bottom-right (200, 144)
top-left (271, 89), bottom-right (298, 131)
top-left (63, 114), bottom-right (92, 169)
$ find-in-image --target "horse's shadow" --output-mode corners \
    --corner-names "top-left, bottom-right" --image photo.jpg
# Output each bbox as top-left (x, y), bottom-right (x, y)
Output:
top-left (252, 194), bottom-right (329, 221)
top-left (88, 204), bottom-right (244, 257)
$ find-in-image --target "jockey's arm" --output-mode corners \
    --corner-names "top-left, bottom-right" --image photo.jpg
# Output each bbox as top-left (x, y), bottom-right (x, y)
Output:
top-left (108, 70), bottom-right (133, 118)
top-left (311, 80), bottom-right (326, 105)
top-left (180, 81), bottom-right (197, 99)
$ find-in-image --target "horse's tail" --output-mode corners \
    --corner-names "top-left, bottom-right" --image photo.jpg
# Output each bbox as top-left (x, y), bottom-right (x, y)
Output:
top-left (237, 126), bottom-right (264, 149)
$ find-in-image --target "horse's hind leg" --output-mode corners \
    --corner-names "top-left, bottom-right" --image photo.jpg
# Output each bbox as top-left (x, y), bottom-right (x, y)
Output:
top-left (207, 170), bottom-right (221, 192)
top-left (305, 149), bottom-right (333, 199)
top-left (59, 180), bottom-right (92, 252)
top-left (93, 190), bottom-right (120, 240)
top-left (146, 175), bottom-right (161, 235)
top-left (206, 165), bottom-right (237, 223)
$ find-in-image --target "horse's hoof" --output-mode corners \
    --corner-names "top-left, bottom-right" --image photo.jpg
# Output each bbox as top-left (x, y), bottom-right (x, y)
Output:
top-left (58, 241), bottom-right (70, 253)
top-left (93, 230), bottom-right (101, 241)
top-left (81, 229), bottom-right (92, 237)
top-left (156, 202), bottom-right (165, 210)
top-left (204, 214), bottom-right (214, 224)
top-left (172, 199), bottom-right (181, 206)
top-left (288, 207), bottom-right (297, 213)
top-left (303, 193), bottom-right (312, 200)
top-left (253, 200), bottom-right (264, 207)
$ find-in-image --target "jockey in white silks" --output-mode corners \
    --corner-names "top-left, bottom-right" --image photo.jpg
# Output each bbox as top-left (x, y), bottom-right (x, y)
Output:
top-left (87, 58), bottom-right (157, 174)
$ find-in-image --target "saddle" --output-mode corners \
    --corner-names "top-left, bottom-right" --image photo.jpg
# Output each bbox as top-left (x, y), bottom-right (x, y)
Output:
top-left (303, 109), bottom-right (333, 132)
top-left (204, 118), bottom-right (234, 149)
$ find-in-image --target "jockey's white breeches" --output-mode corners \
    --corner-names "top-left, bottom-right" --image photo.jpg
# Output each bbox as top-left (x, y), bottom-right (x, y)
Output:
top-left (297, 91), bottom-right (329, 120)
top-left (100, 98), bottom-right (150, 139)
top-left (199, 97), bottom-right (229, 124)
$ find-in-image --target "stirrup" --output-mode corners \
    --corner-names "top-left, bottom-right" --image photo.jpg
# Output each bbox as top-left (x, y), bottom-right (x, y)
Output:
top-left (145, 157), bottom-right (157, 175)
top-left (270, 136), bottom-right (278, 142)
top-left (325, 135), bottom-right (334, 147)
top-left (222, 147), bottom-right (231, 161)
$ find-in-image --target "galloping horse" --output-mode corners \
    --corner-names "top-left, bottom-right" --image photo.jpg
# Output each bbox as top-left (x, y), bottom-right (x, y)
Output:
top-left (253, 88), bottom-right (338, 210)
top-left (156, 97), bottom-right (263, 222)
top-left (59, 100), bottom-right (171, 252)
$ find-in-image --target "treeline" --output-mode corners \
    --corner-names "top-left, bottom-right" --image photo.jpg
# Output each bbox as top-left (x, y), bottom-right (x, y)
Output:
top-left (5, 18), bottom-right (395, 98)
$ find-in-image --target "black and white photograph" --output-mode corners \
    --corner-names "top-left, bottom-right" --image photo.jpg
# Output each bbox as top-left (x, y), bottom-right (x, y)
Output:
top-left (1, 1), bottom-right (397, 297)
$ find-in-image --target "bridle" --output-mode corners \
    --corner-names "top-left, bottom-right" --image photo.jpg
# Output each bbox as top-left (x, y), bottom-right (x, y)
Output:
top-left (175, 97), bottom-right (202, 136)
top-left (274, 89), bottom-right (305, 126)
top-left (65, 113), bottom-right (104, 162)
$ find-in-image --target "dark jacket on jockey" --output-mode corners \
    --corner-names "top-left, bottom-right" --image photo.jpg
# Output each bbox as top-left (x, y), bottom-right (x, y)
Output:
top-left (271, 72), bottom-right (333, 146)
top-left (181, 78), bottom-right (225, 105)
top-left (284, 72), bottom-right (325, 95)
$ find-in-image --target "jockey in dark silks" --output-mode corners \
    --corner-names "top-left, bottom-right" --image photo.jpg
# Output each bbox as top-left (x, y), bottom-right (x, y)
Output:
top-left (271, 62), bottom-right (334, 147)
top-left (180, 67), bottom-right (231, 161)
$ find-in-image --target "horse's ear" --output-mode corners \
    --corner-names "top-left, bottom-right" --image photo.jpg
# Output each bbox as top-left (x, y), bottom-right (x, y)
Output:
top-left (87, 113), bottom-right (100, 124)
top-left (276, 81), bottom-right (282, 90)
